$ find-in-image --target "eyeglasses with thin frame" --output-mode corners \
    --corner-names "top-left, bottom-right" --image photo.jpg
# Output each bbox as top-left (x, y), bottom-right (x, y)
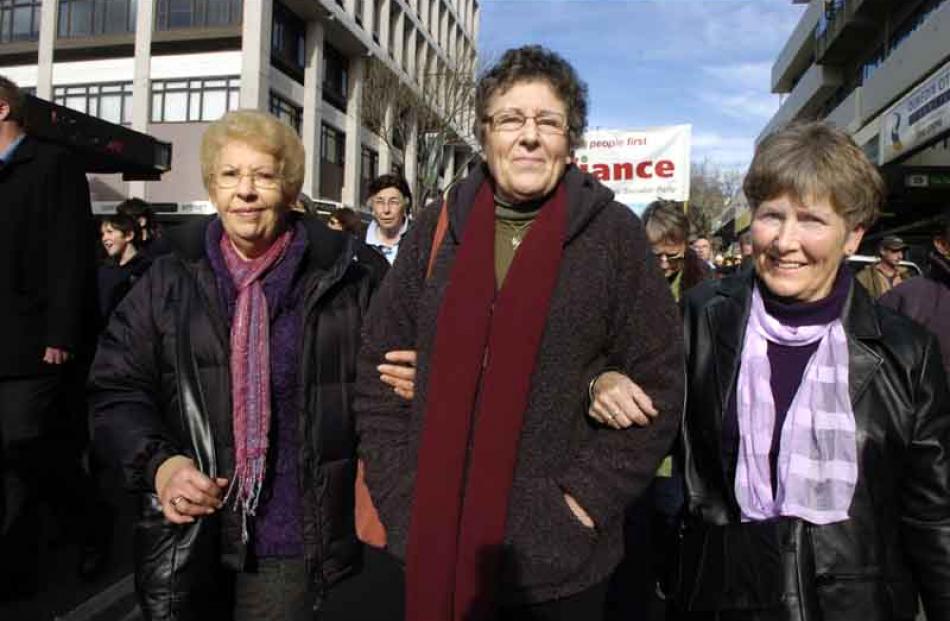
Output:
top-left (371, 197), bottom-right (405, 208)
top-left (214, 169), bottom-right (282, 190)
top-left (653, 251), bottom-right (685, 263)
top-left (482, 109), bottom-right (569, 135)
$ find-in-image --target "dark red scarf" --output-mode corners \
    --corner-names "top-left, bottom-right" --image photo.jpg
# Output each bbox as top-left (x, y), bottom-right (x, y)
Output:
top-left (405, 180), bottom-right (568, 621)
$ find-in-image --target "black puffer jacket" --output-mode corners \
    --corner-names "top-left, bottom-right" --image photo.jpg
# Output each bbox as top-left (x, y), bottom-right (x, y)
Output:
top-left (90, 214), bottom-right (381, 620)
top-left (675, 269), bottom-right (950, 621)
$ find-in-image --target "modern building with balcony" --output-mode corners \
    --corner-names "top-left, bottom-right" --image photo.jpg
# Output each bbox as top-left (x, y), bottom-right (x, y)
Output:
top-left (761, 0), bottom-right (950, 240)
top-left (0, 0), bottom-right (480, 212)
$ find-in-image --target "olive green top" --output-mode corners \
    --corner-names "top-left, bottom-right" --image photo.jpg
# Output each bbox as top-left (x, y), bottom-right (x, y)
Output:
top-left (494, 201), bottom-right (541, 287)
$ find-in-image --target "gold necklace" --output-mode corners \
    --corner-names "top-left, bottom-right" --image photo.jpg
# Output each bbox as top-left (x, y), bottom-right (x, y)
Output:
top-left (503, 219), bottom-right (533, 249)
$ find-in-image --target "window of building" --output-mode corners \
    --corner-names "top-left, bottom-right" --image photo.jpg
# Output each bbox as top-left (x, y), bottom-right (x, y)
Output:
top-left (321, 122), bottom-right (345, 164)
top-left (323, 43), bottom-right (349, 111)
top-left (53, 81), bottom-right (133, 124)
top-left (355, 0), bottom-right (364, 24)
top-left (0, 0), bottom-right (41, 43)
top-left (151, 76), bottom-right (239, 122)
top-left (372, 0), bottom-right (380, 42)
top-left (271, 2), bottom-right (305, 79)
top-left (360, 145), bottom-right (378, 203)
top-left (389, 8), bottom-right (398, 58)
top-left (403, 23), bottom-right (412, 72)
top-left (269, 91), bottom-right (302, 134)
top-left (154, 0), bottom-right (242, 30)
top-left (58, 0), bottom-right (136, 37)
top-left (320, 122), bottom-right (345, 201)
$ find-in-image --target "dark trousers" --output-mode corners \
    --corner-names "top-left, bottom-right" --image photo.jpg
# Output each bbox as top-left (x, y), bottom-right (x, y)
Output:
top-left (233, 558), bottom-right (312, 621)
top-left (0, 371), bottom-right (100, 590)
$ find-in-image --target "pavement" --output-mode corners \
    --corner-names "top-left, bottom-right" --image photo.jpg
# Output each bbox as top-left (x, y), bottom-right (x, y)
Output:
top-left (0, 468), bottom-right (140, 621)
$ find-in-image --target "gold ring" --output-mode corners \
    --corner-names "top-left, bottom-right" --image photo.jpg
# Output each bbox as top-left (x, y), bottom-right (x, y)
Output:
top-left (171, 495), bottom-right (187, 509)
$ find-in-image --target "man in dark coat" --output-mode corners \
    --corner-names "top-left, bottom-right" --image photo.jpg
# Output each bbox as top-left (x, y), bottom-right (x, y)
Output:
top-left (0, 76), bottom-right (102, 598)
top-left (880, 212), bottom-right (950, 380)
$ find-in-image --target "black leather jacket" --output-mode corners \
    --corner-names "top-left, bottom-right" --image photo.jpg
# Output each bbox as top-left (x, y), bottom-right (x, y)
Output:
top-left (90, 215), bottom-right (381, 620)
top-left (675, 270), bottom-right (950, 621)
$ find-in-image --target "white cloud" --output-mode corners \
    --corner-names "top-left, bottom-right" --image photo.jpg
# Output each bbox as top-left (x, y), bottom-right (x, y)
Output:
top-left (700, 91), bottom-right (781, 121)
top-left (692, 130), bottom-right (756, 171)
top-left (703, 62), bottom-right (773, 90)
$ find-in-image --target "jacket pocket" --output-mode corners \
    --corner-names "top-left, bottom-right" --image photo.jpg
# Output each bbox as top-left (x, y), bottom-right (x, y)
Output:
top-left (502, 477), bottom-right (599, 591)
top-left (673, 518), bottom-right (811, 613)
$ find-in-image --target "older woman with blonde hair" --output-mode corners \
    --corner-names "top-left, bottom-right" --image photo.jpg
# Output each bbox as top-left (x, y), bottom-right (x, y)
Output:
top-left (90, 110), bottom-right (381, 620)
top-left (592, 122), bottom-right (950, 620)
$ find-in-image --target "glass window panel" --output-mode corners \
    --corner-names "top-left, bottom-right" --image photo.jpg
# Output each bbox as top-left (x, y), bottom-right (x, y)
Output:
top-left (88, 97), bottom-right (98, 117)
top-left (65, 96), bottom-right (88, 113)
top-left (168, 0), bottom-right (192, 28)
top-left (57, 2), bottom-right (68, 36)
top-left (188, 91), bottom-right (201, 121)
top-left (69, 0), bottom-right (93, 36)
top-left (205, 79), bottom-right (226, 88)
top-left (123, 95), bottom-right (132, 124)
top-left (228, 90), bottom-right (239, 111)
top-left (205, 0), bottom-right (228, 25)
top-left (164, 91), bottom-right (188, 121)
top-left (166, 80), bottom-right (187, 90)
top-left (151, 92), bottom-right (162, 121)
top-left (105, 0), bottom-right (129, 33)
top-left (12, 5), bottom-right (33, 39)
top-left (201, 89), bottom-right (227, 121)
top-left (99, 95), bottom-right (122, 123)
top-left (189, 80), bottom-right (202, 89)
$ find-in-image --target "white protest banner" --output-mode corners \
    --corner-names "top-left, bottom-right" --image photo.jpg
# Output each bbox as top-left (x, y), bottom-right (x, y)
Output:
top-left (880, 58), bottom-right (950, 165)
top-left (574, 125), bottom-right (691, 208)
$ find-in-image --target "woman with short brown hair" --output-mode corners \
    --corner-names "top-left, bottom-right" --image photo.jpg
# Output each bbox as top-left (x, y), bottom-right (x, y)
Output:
top-left (592, 122), bottom-right (950, 620)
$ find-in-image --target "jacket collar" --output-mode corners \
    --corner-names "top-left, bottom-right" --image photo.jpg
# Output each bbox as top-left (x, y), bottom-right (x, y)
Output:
top-left (707, 266), bottom-right (884, 429)
top-left (444, 162), bottom-right (617, 246)
top-left (1, 134), bottom-right (36, 168)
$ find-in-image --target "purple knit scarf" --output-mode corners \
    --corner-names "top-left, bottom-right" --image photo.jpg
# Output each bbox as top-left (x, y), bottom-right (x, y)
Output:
top-left (220, 228), bottom-right (294, 541)
top-left (735, 284), bottom-right (857, 525)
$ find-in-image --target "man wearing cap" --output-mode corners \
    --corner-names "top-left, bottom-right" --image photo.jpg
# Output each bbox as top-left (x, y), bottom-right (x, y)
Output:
top-left (856, 235), bottom-right (912, 299)
top-left (880, 213), bottom-right (950, 380)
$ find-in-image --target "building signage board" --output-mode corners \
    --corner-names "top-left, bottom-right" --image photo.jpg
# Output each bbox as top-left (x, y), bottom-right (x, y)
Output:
top-left (574, 125), bottom-right (691, 210)
top-left (880, 59), bottom-right (950, 165)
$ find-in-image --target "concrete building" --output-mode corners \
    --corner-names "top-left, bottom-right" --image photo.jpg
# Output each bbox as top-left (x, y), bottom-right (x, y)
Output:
top-left (761, 0), bottom-right (950, 239)
top-left (0, 0), bottom-right (479, 212)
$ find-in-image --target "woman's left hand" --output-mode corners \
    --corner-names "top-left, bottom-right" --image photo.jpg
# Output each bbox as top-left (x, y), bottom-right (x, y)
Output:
top-left (564, 493), bottom-right (595, 529)
top-left (379, 350), bottom-right (417, 401)
top-left (588, 371), bottom-right (659, 429)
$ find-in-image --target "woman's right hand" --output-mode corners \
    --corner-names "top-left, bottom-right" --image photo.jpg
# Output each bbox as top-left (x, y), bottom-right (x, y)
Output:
top-left (588, 371), bottom-right (659, 429)
top-left (155, 455), bottom-right (228, 524)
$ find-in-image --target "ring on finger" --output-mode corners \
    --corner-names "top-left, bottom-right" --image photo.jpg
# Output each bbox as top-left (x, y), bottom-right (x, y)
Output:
top-left (171, 495), bottom-right (188, 510)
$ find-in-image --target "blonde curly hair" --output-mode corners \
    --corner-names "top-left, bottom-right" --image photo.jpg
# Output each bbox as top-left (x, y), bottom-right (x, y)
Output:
top-left (200, 109), bottom-right (305, 203)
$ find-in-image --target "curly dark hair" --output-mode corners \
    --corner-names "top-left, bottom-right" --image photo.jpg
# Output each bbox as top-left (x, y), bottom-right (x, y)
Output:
top-left (474, 45), bottom-right (588, 150)
top-left (367, 173), bottom-right (413, 207)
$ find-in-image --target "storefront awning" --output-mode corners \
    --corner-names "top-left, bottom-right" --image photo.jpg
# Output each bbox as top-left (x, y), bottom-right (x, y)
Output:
top-left (23, 95), bottom-right (172, 181)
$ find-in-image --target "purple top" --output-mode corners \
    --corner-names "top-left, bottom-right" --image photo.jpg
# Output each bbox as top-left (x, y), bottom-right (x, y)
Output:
top-left (725, 268), bottom-right (852, 493)
top-left (207, 219), bottom-right (308, 558)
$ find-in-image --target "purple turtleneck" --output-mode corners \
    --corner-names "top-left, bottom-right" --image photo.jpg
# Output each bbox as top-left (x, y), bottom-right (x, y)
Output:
top-left (725, 267), bottom-right (852, 492)
top-left (206, 219), bottom-right (308, 558)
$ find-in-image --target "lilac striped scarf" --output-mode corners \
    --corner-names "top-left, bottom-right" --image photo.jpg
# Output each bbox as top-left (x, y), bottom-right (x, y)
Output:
top-left (735, 284), bottom-right (857, 525)
top-left (220, 228), bottom-right (294, 541)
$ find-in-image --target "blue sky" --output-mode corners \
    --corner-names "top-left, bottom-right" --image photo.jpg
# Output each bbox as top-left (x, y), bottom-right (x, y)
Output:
top-left (477, 0), bottom-right (806, 173)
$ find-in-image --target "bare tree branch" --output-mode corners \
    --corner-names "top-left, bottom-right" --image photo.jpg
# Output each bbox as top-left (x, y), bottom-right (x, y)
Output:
top-left (361, 50), bottom-right (485, 207)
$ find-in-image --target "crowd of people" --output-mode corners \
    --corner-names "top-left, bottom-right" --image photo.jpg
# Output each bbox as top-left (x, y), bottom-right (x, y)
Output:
top-left (2, 43), bottom-right (950, 621)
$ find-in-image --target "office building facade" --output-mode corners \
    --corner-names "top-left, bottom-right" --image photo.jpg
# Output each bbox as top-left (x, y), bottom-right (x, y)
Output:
top-left (0, 0), bottom-right (480, 211)
top-left (761, 0), bottom-right (950, 236)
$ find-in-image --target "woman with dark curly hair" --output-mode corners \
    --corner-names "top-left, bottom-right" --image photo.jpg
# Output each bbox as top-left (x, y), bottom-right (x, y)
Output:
top-left (356, 45), bottom-right (683, 620)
